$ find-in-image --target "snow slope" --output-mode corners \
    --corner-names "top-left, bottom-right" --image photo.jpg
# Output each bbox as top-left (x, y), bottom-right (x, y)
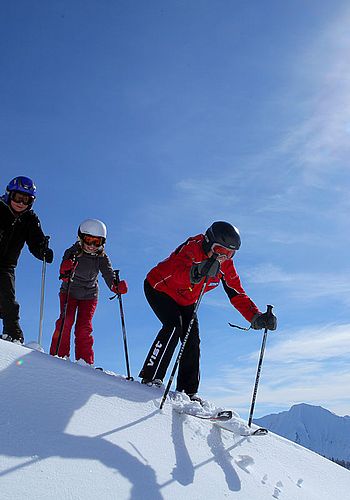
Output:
top-left (0, 340), bottom-right (349, 500)
top-left (254, 403), bottom-right (350, 462)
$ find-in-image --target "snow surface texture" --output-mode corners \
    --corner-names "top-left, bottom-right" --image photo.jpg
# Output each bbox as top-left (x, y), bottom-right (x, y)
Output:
top-left (254, 403), bottom-right (350, 462)
top-left (0, 340), bottom-right (349, 500)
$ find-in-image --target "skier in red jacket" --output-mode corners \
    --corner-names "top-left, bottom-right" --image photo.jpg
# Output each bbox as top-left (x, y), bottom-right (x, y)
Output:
top-left (139, 221), bottom-right (277, 401)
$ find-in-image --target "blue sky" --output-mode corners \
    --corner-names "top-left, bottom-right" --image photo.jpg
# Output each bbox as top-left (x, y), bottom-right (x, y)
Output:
top-left (2, 0), bottom-right (350, 419)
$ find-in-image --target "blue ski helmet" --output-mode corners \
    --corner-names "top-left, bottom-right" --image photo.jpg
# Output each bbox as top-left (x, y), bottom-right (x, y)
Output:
top-left (4, 176), bottom-right (36, 204)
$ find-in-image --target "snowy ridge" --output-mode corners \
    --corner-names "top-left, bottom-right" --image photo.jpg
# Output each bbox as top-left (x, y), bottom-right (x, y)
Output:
top-left (0, 340), bottom-right (349, 499)
top-left (254, 403), bottom-right (350, 463)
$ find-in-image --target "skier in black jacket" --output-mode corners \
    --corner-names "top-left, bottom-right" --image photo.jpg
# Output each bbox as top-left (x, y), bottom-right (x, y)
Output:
top-left (0, 176), bottom-right (53, 344)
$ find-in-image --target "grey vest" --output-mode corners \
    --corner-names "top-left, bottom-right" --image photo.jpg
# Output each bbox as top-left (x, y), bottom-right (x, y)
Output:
top-left (60, 243), bottom-right (115, 300)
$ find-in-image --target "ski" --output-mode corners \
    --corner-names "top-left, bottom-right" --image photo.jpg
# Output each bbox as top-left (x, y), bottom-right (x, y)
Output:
top-left (177, 408), bottom-right (268, 435)
top-left (213, 420), bottom-right (268, 437)
top-left (170, 393), bottom-right (267, 436)
top-left (177, 409), bottom-right (233, 421)
top-left (242, 427), bottom-right (268, 436)
top-left (95, 367), bottom-right (134, 381)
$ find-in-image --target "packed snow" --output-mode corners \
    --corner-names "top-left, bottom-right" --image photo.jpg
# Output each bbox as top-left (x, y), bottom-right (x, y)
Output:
top-left (0, 340), bottom-right (349, 499)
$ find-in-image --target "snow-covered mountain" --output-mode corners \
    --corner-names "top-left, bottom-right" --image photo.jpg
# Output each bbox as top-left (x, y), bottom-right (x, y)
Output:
top-left (1, 340), bottom-right (349, 499)
top-left (254, 403), bottom-right (350, 464)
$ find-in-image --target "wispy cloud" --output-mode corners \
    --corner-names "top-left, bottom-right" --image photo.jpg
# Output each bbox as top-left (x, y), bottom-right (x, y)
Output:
top-left (244, 264), bottom-right (350, 303)
top-left (274, 9), bottom-right (350, 190)
top-left (266, 323), bottom-right (350, 362)
top-left (172, 7), bottom-right (350, 221)
top-left (204, 322), bottom-right (350, 417)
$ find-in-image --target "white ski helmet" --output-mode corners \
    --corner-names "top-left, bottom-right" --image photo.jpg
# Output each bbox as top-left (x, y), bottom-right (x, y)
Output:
top-left (78, 219), bottom-right (107, 243)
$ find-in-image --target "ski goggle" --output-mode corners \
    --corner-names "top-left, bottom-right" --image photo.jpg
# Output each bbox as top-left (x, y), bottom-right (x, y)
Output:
top-left (82, 235), bottom-right (104, 247)
top-left (211, 243), bottom-right (235, 259)
top-left (11, 191), bottom-right (34, 205)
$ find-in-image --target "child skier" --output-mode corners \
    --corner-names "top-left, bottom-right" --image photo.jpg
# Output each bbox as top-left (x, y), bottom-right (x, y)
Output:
top-left (50, 219), bottom-right (127, 365)
top-left (139, 221), bottom-right (277, 401)
top-left (0, 176), bottom-right (54, 344)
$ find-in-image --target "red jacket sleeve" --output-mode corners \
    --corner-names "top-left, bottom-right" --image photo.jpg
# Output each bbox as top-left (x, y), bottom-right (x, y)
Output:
top-left (220, 259), bottom-right (260, 322)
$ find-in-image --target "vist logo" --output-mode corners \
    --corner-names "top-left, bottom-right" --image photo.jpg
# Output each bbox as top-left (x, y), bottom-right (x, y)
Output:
top-left (147, 341), bottom-right (162, 367)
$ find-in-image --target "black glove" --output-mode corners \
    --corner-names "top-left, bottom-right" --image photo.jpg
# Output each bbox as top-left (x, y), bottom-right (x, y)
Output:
top-left (38, 236), bottom-right (53, 263)
top-left (251, 311), bottom-right (277, 331)
top-left (190, 257), bottom-right (220, 284)
top-left (44, 248), bottom-right (54, 264)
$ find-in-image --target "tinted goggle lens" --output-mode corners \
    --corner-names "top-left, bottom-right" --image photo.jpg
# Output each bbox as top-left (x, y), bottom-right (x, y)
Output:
top-left (83, 235), bottom-right (103, 247)
top-left (11, 192), bottom-right (33, 205)
top-left (211, 244), bottom-right (235, 258)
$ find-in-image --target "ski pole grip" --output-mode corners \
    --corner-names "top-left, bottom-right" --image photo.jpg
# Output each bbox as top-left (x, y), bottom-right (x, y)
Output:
top-left (265, 305), bottom-right (274, 328)
top-left (44, 235), bottom-right (50, 251)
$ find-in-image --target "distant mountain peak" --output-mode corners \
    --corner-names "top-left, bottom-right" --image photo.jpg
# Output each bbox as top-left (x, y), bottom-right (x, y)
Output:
top-left (255, 403), bottom-right (350, 463)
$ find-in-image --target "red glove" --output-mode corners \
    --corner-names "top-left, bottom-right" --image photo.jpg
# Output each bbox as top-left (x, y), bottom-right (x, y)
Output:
top-left (59, 259), bottom-right (75, 282)
top-left (111, 280), bottom-right (128, 295)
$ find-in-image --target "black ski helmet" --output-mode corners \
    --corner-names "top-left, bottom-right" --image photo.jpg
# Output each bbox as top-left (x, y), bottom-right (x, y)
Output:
top-left (203, 221), bottom-right (241, 254)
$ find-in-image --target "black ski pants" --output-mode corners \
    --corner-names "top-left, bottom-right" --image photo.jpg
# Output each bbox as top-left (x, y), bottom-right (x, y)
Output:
top-left (139, 279), bottom-right (200, 395)
top-left (0, 266), bottom-right (23, 341)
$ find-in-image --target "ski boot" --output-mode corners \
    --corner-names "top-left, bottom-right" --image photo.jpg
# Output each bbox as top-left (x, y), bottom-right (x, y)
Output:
top-left (76, 359), bottom-right (93, 368)
top-left (188, 393), bottom-right (205, 406)
top-left (1, 333), bottom-right (24, 345)
top-left (141, 378), bottom-right (163, 388)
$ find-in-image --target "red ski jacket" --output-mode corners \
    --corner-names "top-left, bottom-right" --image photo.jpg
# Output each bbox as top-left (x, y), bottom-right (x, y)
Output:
top-left (146, 234), bottom-right (260, 322)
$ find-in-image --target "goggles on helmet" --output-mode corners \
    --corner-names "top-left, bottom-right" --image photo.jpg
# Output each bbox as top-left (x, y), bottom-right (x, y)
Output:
top-left (11, 191), bottom-right (34, 206)
top-left (82, 235), bottom-right (104, 247)
top-left (211, 243), bottom-right (235, 259)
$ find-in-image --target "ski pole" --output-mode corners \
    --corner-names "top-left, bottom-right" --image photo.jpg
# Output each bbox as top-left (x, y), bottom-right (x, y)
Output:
top-left (160, 276), bottom-right (209, 410)
top-left (109, 270), bottom-right (133, 380)
top-left (247, 304), bottom-right (274, 427)
top-left (54, 256), bottom-right (78, 356)
top-left (38, 235), bottom-right (50, 346)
